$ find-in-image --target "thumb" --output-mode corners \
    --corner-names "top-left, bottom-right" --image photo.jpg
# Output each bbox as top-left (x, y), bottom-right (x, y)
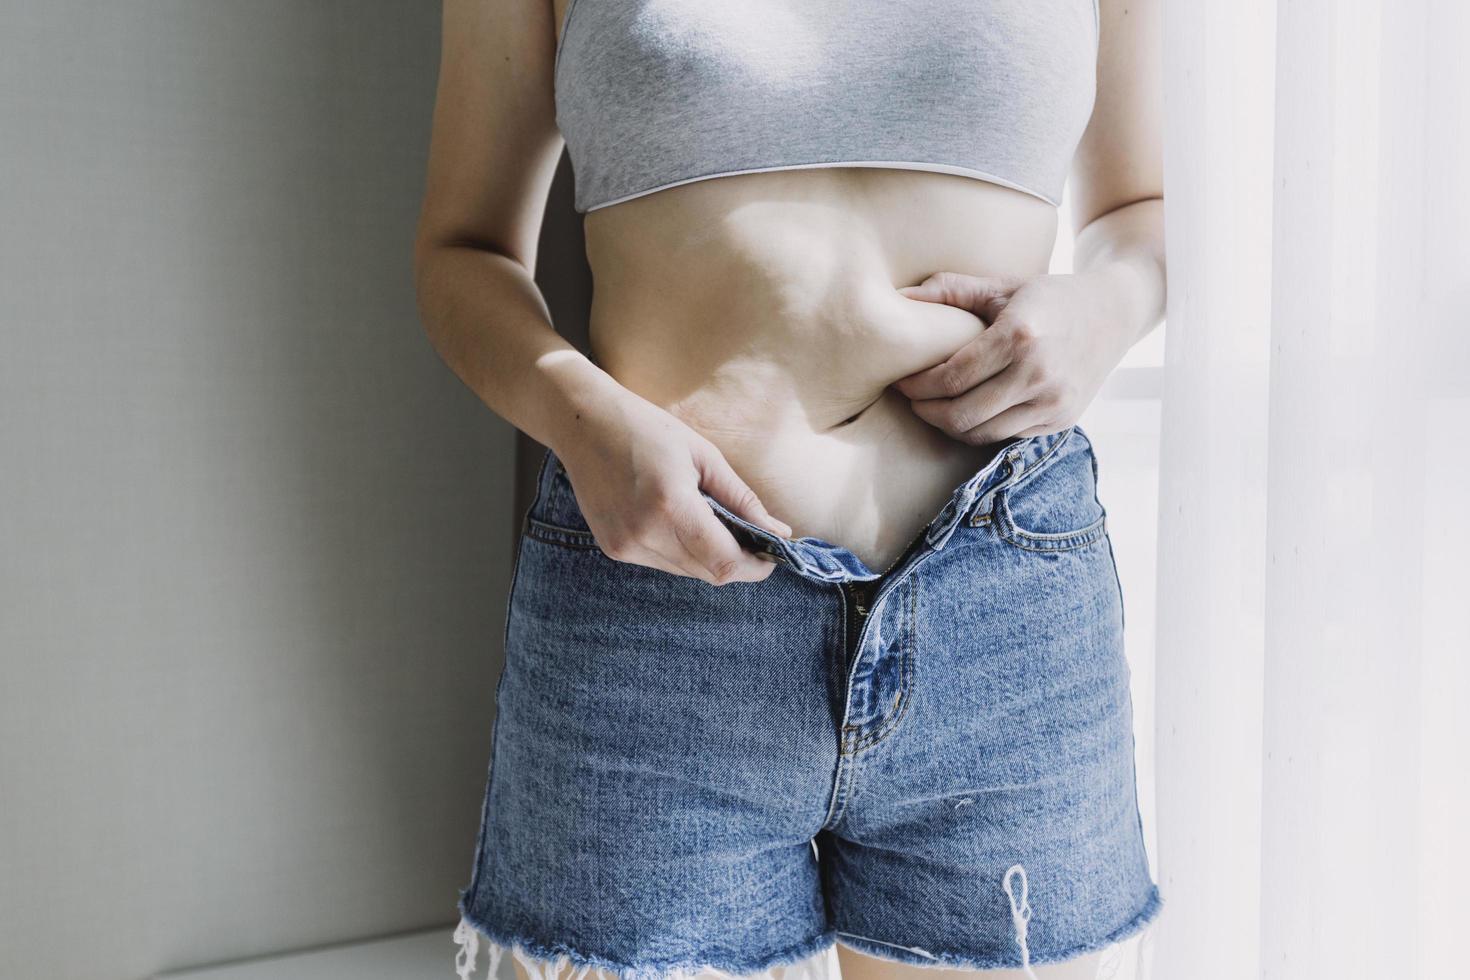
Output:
top-left (694, 448), bottom-right (793, 539)
top-left (898, 271), bottom-right (1019, 324)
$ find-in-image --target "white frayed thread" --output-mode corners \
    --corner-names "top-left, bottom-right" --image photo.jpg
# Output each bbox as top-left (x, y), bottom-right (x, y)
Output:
top-left (453, 915), bottom-right (832, 980)
top-left (453, 916), bottom-right (481, 979)
top-left (953, 797), bottom-right (975, 810)
top-left (835, 931), bottom-right (940, 962)
top-left (883, 941), bottom-right (938, 962)
top-left (453, 916), bottom-right (512, 980)
top-left (1002, 864), bottom-right (1039, 980)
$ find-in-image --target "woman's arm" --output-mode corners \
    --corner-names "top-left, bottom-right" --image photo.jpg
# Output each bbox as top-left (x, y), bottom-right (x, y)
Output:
top-left (892, 0), bottom-right (1164, 445)
top-left (412, 0), bottom-right (790, 584)
top-left (1070, 0), bottom-right (1165, 346)
top-left (412, 0), bottom-right (613, 451)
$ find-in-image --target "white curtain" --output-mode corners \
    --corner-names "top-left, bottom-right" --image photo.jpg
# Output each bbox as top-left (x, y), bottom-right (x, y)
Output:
top-left (1154, 1), bottom-right (1470, 978)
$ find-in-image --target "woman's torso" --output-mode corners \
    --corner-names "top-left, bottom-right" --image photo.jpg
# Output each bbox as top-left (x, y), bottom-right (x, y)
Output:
top-left (550, 0), bottom-right (1092, 573)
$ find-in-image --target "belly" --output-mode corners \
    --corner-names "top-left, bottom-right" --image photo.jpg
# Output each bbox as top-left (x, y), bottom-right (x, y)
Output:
top-left (581, 166), bottom-right (1059, 572)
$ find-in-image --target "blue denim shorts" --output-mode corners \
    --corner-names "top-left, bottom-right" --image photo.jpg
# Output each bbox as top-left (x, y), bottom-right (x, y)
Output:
top-left (453, 423), bottom-right (1162, 979)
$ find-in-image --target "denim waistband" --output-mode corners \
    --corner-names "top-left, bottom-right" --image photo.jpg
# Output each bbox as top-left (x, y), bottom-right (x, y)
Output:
top-left (534, 424), bottom-right (1077, 585)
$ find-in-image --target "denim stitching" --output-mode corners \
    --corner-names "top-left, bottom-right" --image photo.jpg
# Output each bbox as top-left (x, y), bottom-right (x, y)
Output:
top-left (824, 737), bottom-right (858, 831)
top-left (459, 493), bottom-right (537, 913)
top-left (822, 587), bottom-right (857, 831)
top-left (833, 739), bottom-right (866, 828)
top-left (845, 577), bottom-right (919, 752)
top-left (995, 507), bottom-right (1109, 552)
top-left (965, 427), bottom-right (1074, 527)
top-left (1004, 425), bottom-right (1077, 495)
top-left (832, 549), bottom-right (937, 760)
top-left (1085, 428), bottom-right (1127, 632)
top-left (996, 492), bottom-right (1107, 543)
top-left (524, 516), bottom-right (603, 551)
top-left (990, 427), bottom-right (1107, 552)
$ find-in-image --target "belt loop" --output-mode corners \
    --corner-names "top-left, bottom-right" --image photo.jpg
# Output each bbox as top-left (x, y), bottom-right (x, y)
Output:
top-left (969, 444), bottom-right (1026, 526)
top-left (926, 484), bottom-right (978, 551)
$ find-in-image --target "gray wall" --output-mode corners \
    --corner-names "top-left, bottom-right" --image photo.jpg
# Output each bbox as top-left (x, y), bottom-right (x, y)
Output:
top-left (0, 4), bottom-right (585, 978)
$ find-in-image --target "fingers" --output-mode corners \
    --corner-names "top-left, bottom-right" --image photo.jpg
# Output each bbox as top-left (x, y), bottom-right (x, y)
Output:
top-left (693, 447), bottom-right (793, 538)
top-left (907, 363), bottom-right (1036, 443)
top-left (893, 278), bottom-right (1033, 400)
top-left (585, 441), bottom-right (786, 585)
top-left (601, 507), bottom-right (776, 584)
top-left (951, 401), bottom-right (1055, 446)
top-left (898, 271), bottom-right (1020, 323)
top-left (612, 541), bottom-right (706, 581)
top-left (614, 533), bottom-right (710, 581)
top-left (669, 504), bottom-right (778, 584)
top-left (650, 538), bottom-right (770, 584)
top-left (892, 331), bottom-right (1013, 400)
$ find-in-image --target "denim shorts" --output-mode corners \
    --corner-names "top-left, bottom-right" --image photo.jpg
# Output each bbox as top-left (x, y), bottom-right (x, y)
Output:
top-left (452, 423), bottom-right (1162, 979)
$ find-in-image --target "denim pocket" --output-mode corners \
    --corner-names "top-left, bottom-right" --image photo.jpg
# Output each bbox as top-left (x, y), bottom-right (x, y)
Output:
top-left (519, 451), bottom-right (609, 554)
top-left (522, 514), bottom-right (605, 553)
top-left (993, 425), bottom-right (1107, 552)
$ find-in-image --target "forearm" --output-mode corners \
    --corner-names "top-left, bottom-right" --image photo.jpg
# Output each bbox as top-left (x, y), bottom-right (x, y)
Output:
top-left (1072, 197), bottom-right (1166, 347)
top-left (413, 242), bottom-right (627, 454)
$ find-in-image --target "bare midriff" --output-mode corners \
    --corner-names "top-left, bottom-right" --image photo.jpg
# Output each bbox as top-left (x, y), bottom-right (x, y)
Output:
top-left (580, 167), bottom-right (1058, 573)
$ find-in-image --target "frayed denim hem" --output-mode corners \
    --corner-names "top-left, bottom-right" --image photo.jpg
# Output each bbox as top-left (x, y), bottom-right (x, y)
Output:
top-left (452, 908), bottom-right (839, 980)
top-left (833, 882), bottom-right (1164, 977)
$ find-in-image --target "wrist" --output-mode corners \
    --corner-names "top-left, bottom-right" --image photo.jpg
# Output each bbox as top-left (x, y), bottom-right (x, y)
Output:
top-left (528, 351), bottom-right (632, 458)
top-left (1074, 198), bottom-right (1166, 346)
top-left (1084, 253), bottom-right (1164, 349)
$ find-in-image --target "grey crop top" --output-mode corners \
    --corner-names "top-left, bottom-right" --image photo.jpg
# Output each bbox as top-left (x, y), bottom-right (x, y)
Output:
top-left (553, 0), bottom-right (1100, 214)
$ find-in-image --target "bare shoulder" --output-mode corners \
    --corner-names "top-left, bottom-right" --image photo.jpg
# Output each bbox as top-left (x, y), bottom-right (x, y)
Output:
top-left (1069, 0), bottom-right (1163, 230)
top-left (413, 0), bottom-right (565, 270)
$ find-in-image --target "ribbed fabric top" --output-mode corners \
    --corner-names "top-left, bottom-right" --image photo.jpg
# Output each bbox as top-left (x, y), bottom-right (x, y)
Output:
top-left (553, 0), bottom-right (1099, 214)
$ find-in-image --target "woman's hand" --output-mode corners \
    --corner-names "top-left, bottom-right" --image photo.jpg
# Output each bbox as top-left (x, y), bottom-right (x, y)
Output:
top-left (892, 267), bottom-right (1143, 445)
top-left (551, 385), bottom-right (793, 585)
